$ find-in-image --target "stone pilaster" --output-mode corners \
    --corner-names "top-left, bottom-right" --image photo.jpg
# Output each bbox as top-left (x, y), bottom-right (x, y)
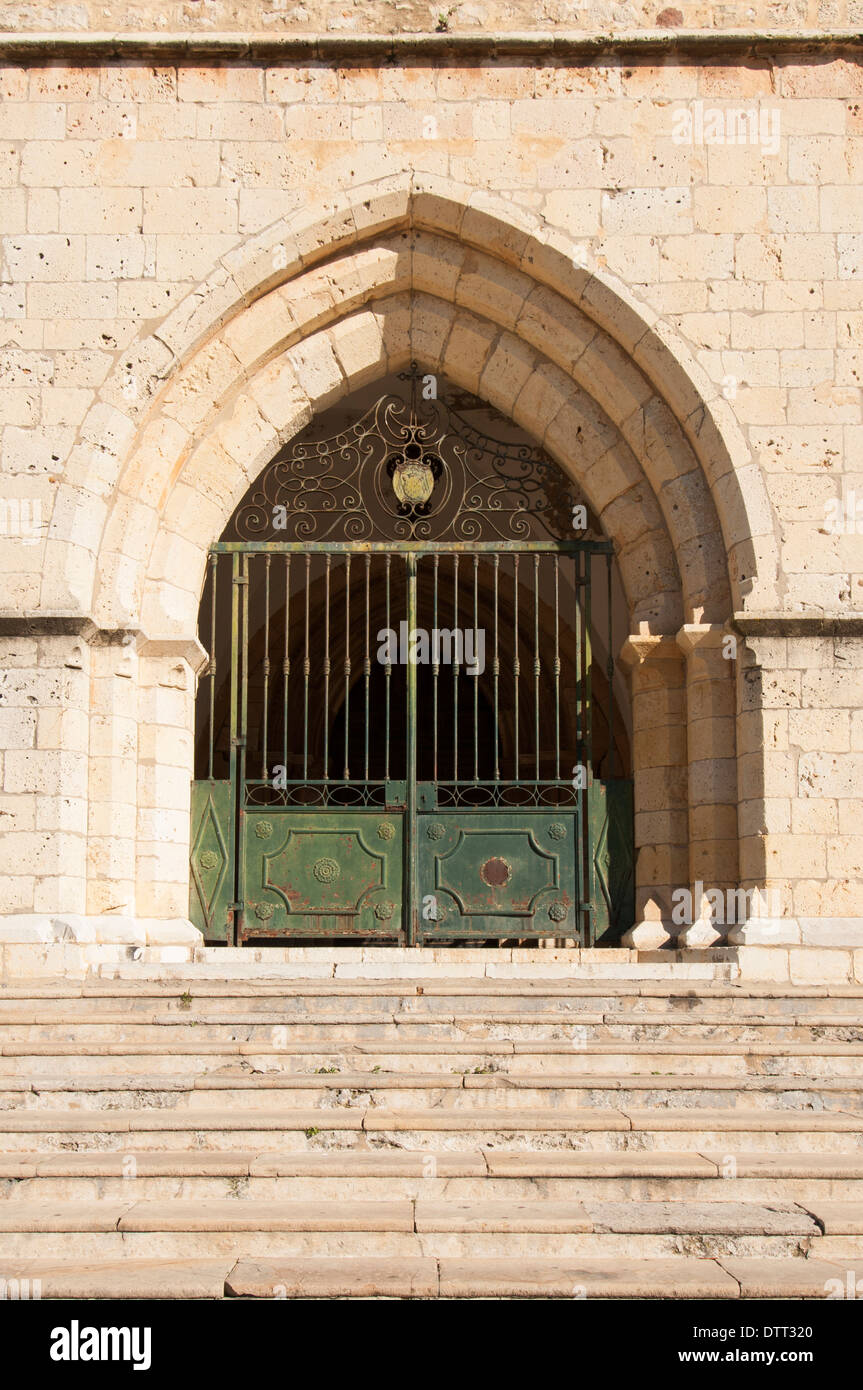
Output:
top-left (618, 633), bottom-right (688, 950)
top-left (135, 637), bottom-right (207, 919)
top-left (674, 624), bottom-right (739, 947)
top-left (86, 630), bottom-right (141, 915)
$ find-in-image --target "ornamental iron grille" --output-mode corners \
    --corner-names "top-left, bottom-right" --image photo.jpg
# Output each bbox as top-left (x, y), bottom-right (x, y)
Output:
top-left (223, 364), bottom-right (595, 545)
top-left (191, 370), bottom-right (633, 948)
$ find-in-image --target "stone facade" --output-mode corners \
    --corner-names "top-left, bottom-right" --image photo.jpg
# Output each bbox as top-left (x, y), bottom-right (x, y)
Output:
top-left (0, 15), bottom-right (861, 980)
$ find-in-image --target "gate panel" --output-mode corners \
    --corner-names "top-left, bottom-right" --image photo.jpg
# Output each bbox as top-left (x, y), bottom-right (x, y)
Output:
top-left (590, 778), bottom-right (636, 944)
top-left (241, 808), bottom-right (404, 939)
top-left (189, 779), bottom-right (234, 943)
top-left (192, 372), bottom-right (636, 945)
top-left (195, 539), bottom-right (630, 944)
top-left (418, 810), bottom-right (580, 942)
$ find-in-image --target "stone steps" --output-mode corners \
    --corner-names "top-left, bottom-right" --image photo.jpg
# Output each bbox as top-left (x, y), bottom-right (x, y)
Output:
top-left (1, 1106), bottom-right (861, 1154)
top-left (2, 1042), bottom-right (861, 1078)
top-left (4, 985), bottom-right (863, 1015)
top-left (2, 969), bottom-right (861, 1297)
top-left (88, 952), bottom-right (740, 985)
top-left (8, 985), bottom-right (863, 1022)
top-left (0, 1197), bottom-right (844, 1260)
top-left (48, 980), bottom-right (820, 996)
top-left (4, 1070), bottom-right (862, 1111)
top-left (5, 1011), bottom-right (861, 1045)
top-left (1, 1253), bottom-right (862, 1299)
top-left (5, 1147), bottom-right (863, 1200)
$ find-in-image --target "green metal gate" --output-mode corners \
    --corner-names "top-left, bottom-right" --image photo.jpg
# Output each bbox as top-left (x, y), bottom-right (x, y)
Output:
top-left (188, 370), bottom-right (633, 946)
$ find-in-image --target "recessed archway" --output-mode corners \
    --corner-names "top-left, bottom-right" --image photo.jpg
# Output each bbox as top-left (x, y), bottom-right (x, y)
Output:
top-left (49, 175), bottom-right (763, 943)
top-left (45, 174), bottom-right (778, 631)
top-left (190, 367), bottom-right (635, 946)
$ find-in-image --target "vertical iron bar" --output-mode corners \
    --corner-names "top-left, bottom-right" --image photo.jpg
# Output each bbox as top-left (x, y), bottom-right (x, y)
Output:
top-left (585, 554), bottom-right (593, 783)
top-left (236, 551), bottom-right (250, 944)
top-left (493, 554), bottom-right (499, 783)
top-left (228, 553), bottom-right (241, 946)
top-left (303, 553), bottom-right (310, 781)
top-left (533, 553), bottom-right (540, 783)
top-left (343, 552), bottom-right (351, 781)
top-left (406, 552), bottom-right (418, 946)
top-left (432, 552), bottom-right (439, 785)
top-left (323, 555), bottom-right (331, 781)
top-left (513, 554), bottom-right (520, 784)
top-left (575, 551), bottom-right (585, 945)
top-left (452, 553), bottom-right (459, 784)
top-left (207, 551), bottom-right (217, 781)
top-left (282, 555), bottom-right (290, 781)
top-left (584, 552), bottom-right (595, 947)
top-left (473, 553), bottom-right (479, 783)
top-left (606, 550), bottom-right (614, 781)
top-left (261, 554), bottom-right (270, 780)
top-left (364, 554), bottom-right (370, 783)
top-left (240, 552), bottom-right (250, 786)
top-left (554, 553), bottom-right (561, 784)
top-left (384, 554), bottom-right (391, 783)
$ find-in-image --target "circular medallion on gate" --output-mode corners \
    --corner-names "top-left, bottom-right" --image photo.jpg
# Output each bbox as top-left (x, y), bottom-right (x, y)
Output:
top-left (374, 900), bottom-right (396, 920)
top-left (427, 822), bottom-right (445, 840)
top-left (255, 820), bottom-right (273, 839)
top-left (480, 857), bottom-right (513, 888)
top-left (548, 822), bottom-right (566, 841)
top-left (254, 902), bottom-right (275, 921)
top-left (548, 900), bottom-right (568, 922)
top-left (313, 857), bottom-right (340, 884)
top-left (377, 822), bottom-right (395, 841)
top-left (198, 850), bottom-right (219, 870)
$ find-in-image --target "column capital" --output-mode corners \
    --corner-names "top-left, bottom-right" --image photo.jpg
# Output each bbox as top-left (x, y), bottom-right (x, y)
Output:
top-left (619, 632), bottom-right (682, 670)
top-left (138, 635), bottom-right (209, 675)
top-left (675, 622), bottom-right (730, 657)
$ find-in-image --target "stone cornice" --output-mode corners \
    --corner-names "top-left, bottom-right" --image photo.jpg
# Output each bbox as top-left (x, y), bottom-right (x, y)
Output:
top-left (732, 612), bottom-right (863, 637)
top-left (0, 617), bottom-right (209, 670)
top-left (0, 616), bottom-right (98, 639)
top-left (0, 30), bottom-right (860, 64)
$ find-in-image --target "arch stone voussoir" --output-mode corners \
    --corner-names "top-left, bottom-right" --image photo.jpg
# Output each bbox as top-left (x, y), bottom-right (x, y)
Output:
top-left (69, 175), bottom-right (773, 639)
top-left (124, 296), bottom-right (688, 643)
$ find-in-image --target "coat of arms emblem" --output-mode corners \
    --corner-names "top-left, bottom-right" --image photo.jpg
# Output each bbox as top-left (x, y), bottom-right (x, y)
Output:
top-left (386, 425), bottom-right (443, 515)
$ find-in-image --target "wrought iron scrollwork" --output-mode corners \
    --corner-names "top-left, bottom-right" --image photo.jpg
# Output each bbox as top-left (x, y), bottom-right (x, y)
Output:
top-left (225, 364), bottom-right (588, 544)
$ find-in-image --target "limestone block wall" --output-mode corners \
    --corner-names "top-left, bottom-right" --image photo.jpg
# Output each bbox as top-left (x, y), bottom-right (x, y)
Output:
top-left (0, 626), bottom-right (90, 913)
top-left (734, 625), bottom-right (863, 948)
top-left (0, 2), bottom-right (859, 36)
top-left (0, 31), bottom-right (858, 961)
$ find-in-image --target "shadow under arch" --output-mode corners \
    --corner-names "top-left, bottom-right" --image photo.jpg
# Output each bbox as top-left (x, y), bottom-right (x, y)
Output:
top-left (191, 369), bottom-right (636, 947)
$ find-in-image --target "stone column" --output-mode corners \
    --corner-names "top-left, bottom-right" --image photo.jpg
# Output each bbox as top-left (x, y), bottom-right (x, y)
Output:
top-left (135, 636), bottom-right (207, 919)
top-left (86, 630), bottom-right (141, 916)
top-left (675, 624), bottom-right (739, 947)
top-left (618, 633), bottom-right (688, 949)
